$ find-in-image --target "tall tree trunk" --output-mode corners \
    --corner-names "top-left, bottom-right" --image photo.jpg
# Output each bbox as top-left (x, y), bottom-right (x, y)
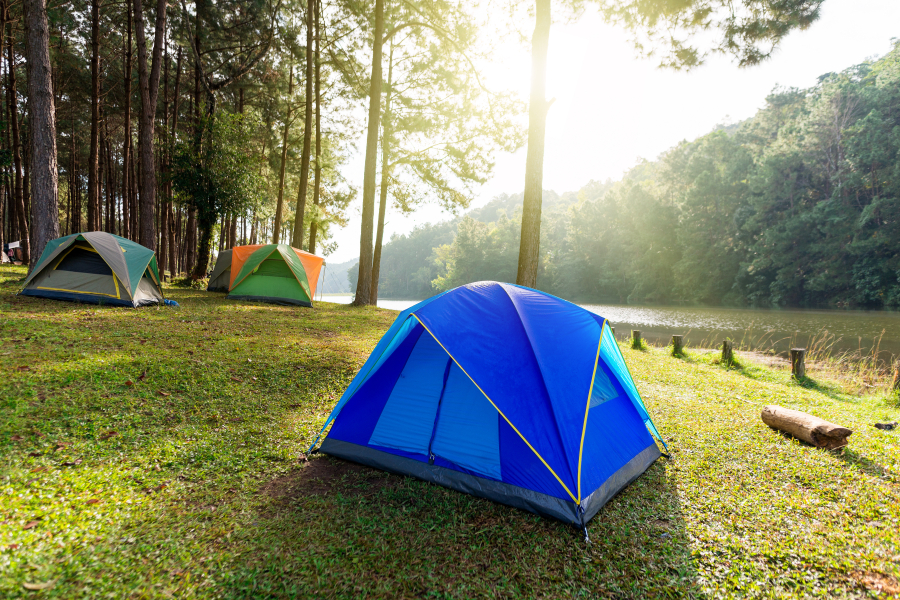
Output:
top-left (0, 0), bottom-right (5, 254)
top-left (122, 3), bottom-right (133, 240)
top-left (217, 213), bottom-right (225, 251)
top-left (168, 48), bottom-right (181, 275)
top-left (370, 41), bottom-right (394, 304)
top-left (515, 0), bottom-right (551, 289)
top-left (159, 38), bottom-right (169, 275)
top-left (104, 120), bottom-right (114, 232)
top-left (272, 65), bottom-right (293, 244)
top-left (291, 0), bottom-right (315, 249)
top-left (193, 217), bottom-right (212, 279)
top-left (308, 0), bottom-right (321, 255)
top-left (23, 0), bottom-right (59, 270)
top-left (88, 0), bottom-right (101, 231)
top-left (7, 25), bottom-right (26, 260)
top-left (352, 0), bottom-right (384, 306)
top-left (132, 0), bottom-right (167, 250)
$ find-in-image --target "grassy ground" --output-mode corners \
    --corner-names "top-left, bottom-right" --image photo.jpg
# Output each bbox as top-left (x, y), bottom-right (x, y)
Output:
top-left (1, 263), bottom-right (898, 599)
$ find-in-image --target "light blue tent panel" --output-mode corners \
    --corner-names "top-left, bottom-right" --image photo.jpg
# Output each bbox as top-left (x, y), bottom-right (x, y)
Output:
top-left (431, 363), bottom-right (502, 480)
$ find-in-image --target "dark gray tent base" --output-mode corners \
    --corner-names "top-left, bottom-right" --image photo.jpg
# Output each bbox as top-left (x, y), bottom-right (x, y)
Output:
top-left (320, 438), bottom-right (661, 526)
top-left (207, 286), bottom-right (229, 293)
top-left (19, 288), bottom-right (160, 308)
top-left (226, 294), bottom-right (312, 307)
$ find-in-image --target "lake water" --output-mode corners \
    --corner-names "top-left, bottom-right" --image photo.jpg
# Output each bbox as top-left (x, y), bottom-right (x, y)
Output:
top-left (320, 295), bottom-right (900, 359)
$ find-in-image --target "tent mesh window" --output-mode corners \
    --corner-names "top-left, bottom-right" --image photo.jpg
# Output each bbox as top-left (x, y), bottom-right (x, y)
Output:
top-left (55, 246), bottom-right (113, 276)
top-left (254, 257), bottom-right (295, 279)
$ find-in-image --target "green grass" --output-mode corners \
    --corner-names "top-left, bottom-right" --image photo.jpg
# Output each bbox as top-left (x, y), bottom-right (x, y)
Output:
top-left (1, 263), bottom-right (898, 599)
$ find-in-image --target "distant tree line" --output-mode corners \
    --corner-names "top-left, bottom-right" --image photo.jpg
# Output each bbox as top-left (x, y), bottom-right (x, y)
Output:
top-left (362, 44), bottom-right (900, 309)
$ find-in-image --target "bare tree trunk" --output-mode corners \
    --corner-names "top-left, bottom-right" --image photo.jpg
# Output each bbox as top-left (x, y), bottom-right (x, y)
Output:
top-left (87, 0), bottom-right (101, 231)
top-left (308, 0), bottom-right (321, 255)
top-left (159, 38), bottom-right (169, 275)
top-left (515, 0), bottom-right (551, 289)
top-left (7, 25), bottom-right (27, 260)
top-left (352, 0), bottom-right (384, 306)
top-left (132, 0), bottom-right (166, 250)
top-left (370, 41), bottom-right (394, 304)
top-left (291, 0), bottom-right (315, 249)
top-left (168, 48), bottom-right (181, 275)
top-left (186, 207), bottom-right (197, 277)
top-left (272, 65), bottom-right (293, 244)
top-left (122, 3), bottom-right (133, 239)
top-left (104, 120), bottom-right (114, 232)
top-left (23, 0), bottom-right (59, 269)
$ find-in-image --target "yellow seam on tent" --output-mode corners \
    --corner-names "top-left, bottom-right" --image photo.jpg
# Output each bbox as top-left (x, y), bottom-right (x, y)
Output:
top-left (52, 245), bottom-right (99, 270)
top-left (577, 319), bottom-right (605, 504)
top-left (278, 247), bottom-right (312, 300)
top-left (36, 286), bottom-right (119, 298)
top-left (411, 313), bottom-right (578, 504)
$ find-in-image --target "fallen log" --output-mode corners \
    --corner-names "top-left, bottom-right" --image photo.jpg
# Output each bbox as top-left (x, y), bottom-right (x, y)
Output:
top-left (761, 405), bottom-right (852, 450)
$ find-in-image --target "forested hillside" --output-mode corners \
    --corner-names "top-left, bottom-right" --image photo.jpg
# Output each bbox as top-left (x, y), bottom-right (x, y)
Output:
top-left (366, 44), bottom-right (900, 309)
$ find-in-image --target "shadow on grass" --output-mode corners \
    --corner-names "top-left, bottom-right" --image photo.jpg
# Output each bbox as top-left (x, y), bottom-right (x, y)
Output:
top-left (215, 455), bottom-right (707, 599)
top-left (836, 447), bottom-right (894, 481)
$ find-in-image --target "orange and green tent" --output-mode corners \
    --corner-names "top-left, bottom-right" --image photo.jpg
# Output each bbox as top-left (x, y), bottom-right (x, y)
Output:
top-left (225, 244), bottom-right (324, 307)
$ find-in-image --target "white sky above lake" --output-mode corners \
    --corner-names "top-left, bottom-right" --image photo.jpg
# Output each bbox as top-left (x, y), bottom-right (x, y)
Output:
top-left (326, 0), bottom-right (899, 264)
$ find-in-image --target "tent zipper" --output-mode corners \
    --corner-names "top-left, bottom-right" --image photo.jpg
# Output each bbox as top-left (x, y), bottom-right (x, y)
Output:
top-left (427, 359), bottom-right (453, 465)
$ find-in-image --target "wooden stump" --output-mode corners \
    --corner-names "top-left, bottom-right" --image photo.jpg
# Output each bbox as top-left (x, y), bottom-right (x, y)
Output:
top-left (631, 330), bottom-right (641, 349)
top-left (722, 340), bottom-right (733, 364)
top-left (790, 348), bottom-right (806, 379)
top-left (761, 405), bottom-right (852, 449)
top-left (672, 335), bottom-right (684, 354)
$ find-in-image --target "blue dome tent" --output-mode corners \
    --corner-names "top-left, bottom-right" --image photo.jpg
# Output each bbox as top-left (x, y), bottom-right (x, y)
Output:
top-left (310, 282), bottom-right (666, 533)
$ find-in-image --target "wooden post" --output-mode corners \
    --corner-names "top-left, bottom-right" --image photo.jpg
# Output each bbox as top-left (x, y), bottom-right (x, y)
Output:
top-left (891, 360), bottom-right (899, 392)
top-left (790, 348), bottom-right (806, 379)
top-left (671, 335), bottom-right (684, 355)
top-left (722, 340), bottom-right (733, 364)
top-left (761, 405), bottom-right (852, 450)
top-left (631, 330), bottom-right (641, 349)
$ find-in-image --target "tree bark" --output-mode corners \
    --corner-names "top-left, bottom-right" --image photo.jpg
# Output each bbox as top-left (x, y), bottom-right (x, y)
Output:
top-left (515, 0), bottom-right (551, 289)
top-left (159, 38), bottom-right (169, 274)
top-left (352, 0), bottom-right (384, 306)
top-left (370, 41), bottom-right (394, 305)
top-left (272, 65), bottom-right (293, 244)
top-left (88, 0), bottom-right (101, 231)
top-left (122, 4), bottom-right (133, 239)
top-left (291, 0), bottom-right (315, 249)
top-left (192, 217), bottom-right (212, 279)
top-left (168, 48), bottom-right (181, 275)
top-left (23, 0), bottom-right (60, 270)
top-left (761, 405), bottom-right (852, 450)
top-left (132, 0), bottom-right (167, 250)
top-left (308, 0), bottom-right (321, 255)
top-left (7, 26), bottom-right (27, 261)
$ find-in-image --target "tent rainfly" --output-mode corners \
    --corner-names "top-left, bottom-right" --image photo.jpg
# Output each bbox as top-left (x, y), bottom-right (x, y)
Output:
top-left (19, 232), bottom-right (164, 307)
top-left (309, 281), bottom-right (667, 536)
top-left (224, 244), bottom-right (324, 307)
top-left (207, 249), bottom-right (232, 292)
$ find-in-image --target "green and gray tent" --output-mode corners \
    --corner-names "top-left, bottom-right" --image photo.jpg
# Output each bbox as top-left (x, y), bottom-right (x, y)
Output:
top-left (226, 244), bottom-right (324, 307)
top-left (19, 232), bottom-right (165, 307)
top-left (207, 249), bottom-right (232, 292)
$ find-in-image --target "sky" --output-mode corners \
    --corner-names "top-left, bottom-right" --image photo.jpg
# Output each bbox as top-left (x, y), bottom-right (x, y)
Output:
top-left (326, 0), bottom-right (900, 264)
